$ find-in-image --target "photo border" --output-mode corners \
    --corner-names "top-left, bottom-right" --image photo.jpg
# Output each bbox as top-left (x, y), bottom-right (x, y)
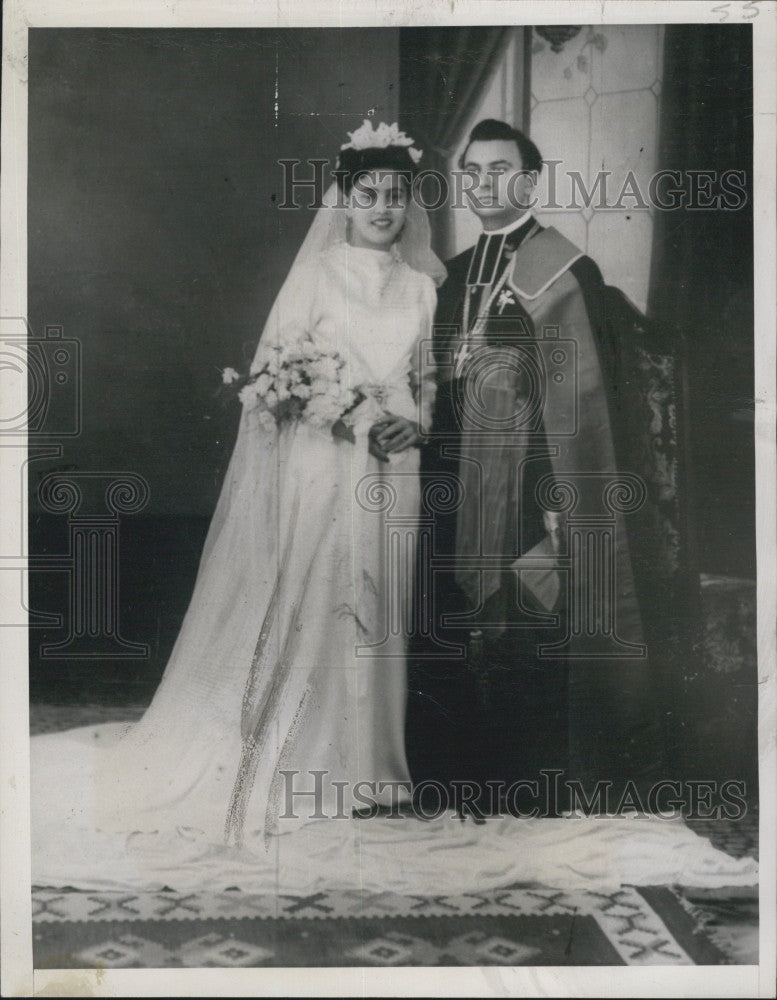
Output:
top-left (1, 1), bottom-right (774, 996)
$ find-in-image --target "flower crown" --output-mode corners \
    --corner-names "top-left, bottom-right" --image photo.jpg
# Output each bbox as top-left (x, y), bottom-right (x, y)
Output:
top-left (339, 119), bottom-right (423, 165)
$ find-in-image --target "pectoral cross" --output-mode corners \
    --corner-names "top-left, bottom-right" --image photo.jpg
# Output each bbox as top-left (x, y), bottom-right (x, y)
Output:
top-left (496, 287), bottom-right (515, 314)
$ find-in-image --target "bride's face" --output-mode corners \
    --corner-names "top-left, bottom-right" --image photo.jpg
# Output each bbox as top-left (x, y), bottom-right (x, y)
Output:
top-left (346, 170), bottom-right (409, 252)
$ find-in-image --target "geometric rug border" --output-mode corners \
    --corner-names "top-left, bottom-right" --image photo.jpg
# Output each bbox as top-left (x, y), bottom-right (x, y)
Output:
top-left (31, 886), bottom-right (743, 967)
top-left (29, 885), bottom-right (629, 925)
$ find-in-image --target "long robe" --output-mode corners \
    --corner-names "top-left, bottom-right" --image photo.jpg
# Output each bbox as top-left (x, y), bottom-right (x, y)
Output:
top-left (415, 224), bottom-right (665, 796)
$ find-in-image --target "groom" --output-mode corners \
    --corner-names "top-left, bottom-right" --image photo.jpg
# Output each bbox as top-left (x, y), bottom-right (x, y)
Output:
top-left (410, 119), bottom-right (663, 812)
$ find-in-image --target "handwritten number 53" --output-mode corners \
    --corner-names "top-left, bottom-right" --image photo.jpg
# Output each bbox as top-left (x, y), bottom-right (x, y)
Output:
top-left (712, 1), bottom-right (760, 20)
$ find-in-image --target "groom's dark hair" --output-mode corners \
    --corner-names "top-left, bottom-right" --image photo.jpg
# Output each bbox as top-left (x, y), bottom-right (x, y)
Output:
top-left (459, 119), bottom-right (543, 174)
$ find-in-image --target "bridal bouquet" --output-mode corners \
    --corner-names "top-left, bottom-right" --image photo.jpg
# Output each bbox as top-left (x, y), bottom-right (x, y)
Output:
top-left (221, 337), bottom-right (359, 431)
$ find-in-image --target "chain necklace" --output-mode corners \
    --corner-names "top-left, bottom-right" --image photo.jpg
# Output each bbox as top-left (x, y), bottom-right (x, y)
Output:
top-left (453, 222), bottom-right (540, 378)
top-left (454, 266), bottom-right (511, 377)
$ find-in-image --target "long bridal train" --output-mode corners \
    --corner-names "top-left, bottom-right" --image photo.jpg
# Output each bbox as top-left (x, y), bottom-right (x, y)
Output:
top-left (32, 716), bottom-right (758, 895)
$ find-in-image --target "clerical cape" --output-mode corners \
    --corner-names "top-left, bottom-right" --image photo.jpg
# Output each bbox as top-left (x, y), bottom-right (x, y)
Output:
top-left (419, 223), bottom-right (665, 790)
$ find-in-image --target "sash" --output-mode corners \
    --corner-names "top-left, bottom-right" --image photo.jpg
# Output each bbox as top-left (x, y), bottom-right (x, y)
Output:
top-left (454, 228), bottom-right (585, 609)
top-left (456, 228), bottom-right (643, 646)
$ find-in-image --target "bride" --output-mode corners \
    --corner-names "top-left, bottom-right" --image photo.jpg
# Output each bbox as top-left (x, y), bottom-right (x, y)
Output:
top-left (31, 122), bottom-right (757, 896)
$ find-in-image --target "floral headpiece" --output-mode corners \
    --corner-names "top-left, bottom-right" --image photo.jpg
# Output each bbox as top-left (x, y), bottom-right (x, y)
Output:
top-left (339, 119), bottom-right (423, 165)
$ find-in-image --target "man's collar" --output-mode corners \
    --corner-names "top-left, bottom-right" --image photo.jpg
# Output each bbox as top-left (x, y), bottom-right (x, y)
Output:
top-left (480, 210), bottom-right (534, 237)
top-left (466, 213), bottom-right (536, 287)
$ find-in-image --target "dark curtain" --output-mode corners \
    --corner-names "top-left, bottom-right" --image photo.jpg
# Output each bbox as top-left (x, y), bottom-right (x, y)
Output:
top-left (399, 27), bottom-right (514, 252)
top-left (647, 25), bottom-right (756, 785)
top-left (648, 24), bottom-right (754, 581)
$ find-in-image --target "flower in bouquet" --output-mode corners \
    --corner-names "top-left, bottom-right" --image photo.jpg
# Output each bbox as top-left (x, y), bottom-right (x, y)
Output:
top-left (303, 349), bottom-right (357, 430)
top-left (219, 335), bottom-right (357, 431)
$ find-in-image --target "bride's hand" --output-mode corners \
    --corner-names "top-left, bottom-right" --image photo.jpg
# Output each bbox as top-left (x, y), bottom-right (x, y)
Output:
top-left (371, 414), bottom-right (421, 455)
top-left (368, 434), bottom-right (390, 462)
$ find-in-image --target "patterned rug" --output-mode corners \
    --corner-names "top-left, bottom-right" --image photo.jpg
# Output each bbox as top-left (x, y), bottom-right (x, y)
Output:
top-left (32, 882), bottom-right (733, 968)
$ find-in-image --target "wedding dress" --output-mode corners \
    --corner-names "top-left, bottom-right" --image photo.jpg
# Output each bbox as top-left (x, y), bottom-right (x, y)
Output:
top-left (31, 237), bottom-right (758, 899)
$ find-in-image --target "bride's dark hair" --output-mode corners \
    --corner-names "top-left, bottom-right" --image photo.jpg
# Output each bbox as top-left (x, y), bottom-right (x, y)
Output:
top-left (334, 145), bottom-right (417, 195)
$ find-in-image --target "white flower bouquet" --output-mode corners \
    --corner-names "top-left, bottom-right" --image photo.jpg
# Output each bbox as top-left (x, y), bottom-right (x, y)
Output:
top-left (221, 338), bottom-right (359, 431)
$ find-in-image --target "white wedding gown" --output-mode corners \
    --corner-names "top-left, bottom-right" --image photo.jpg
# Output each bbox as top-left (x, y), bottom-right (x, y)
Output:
top-left (31, 243), bottom-right (758, 896)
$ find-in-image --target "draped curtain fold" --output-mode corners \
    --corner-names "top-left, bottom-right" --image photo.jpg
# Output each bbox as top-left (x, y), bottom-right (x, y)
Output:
top-left (399, 27), bottom-right (515, 253)
top-left (647, 23), bottom-right (754, 587)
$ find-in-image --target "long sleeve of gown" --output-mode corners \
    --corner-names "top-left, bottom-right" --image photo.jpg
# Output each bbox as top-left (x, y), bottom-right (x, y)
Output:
top-left (410, 275), bottom-right (438, 434)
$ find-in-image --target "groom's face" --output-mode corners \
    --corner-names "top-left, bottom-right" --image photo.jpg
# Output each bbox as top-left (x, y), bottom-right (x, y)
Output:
top-left (461, 139), bottom-right (536, 231)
